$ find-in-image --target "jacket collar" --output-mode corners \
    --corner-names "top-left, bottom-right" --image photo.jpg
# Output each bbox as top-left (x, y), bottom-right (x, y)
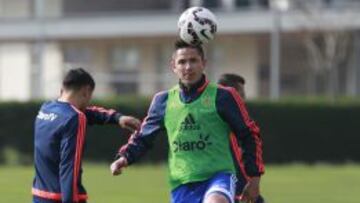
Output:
top-left (178, 74), bottom-right (208, 94)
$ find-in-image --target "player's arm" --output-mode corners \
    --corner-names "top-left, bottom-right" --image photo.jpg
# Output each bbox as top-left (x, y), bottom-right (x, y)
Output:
top-left (110, 91), bottom-right (168, 175)
top-left (59, 114), bottom-right (85, 203)
top-left (85, 106), bottom-right (140, 132)
top-left (216, 86), bottom-right (264, 176)
top-left (216, 87), bottom-right (264, 201)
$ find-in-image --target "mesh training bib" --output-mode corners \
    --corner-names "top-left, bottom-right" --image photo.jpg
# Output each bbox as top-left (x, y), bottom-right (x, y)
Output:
top-left (165, 83), bottom-right (235, 189)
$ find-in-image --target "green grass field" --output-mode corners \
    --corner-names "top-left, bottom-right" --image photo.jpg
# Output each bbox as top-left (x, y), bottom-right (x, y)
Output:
top-left (1, 163), bottom-right (359, 203)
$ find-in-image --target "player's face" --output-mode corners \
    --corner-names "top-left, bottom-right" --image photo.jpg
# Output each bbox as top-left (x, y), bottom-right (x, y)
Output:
top-left (171, 48), bottom-right (206, 86)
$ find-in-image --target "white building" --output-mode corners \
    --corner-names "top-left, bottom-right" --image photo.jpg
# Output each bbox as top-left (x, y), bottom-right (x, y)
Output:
top-left (0, 0), bottom-right (360, 101)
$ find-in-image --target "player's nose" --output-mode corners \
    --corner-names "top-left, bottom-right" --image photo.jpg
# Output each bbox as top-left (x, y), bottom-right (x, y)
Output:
top-left (184, 62), bottom-right (193, 70)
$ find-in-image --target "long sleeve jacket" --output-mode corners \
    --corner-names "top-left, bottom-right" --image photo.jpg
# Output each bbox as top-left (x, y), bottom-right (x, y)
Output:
top-left (32, 100), bottom-right (122, 203)
top-left (119, 75), bottom-right (264, 177)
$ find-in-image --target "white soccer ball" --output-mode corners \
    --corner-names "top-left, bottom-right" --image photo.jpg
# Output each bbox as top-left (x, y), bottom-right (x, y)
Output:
top-left (177, 7), bottom-right (218, 45)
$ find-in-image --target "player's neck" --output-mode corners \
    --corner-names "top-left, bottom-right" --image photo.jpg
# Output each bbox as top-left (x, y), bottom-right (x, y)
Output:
top-left (58, 92), bottom-right (83, 110)
top-left (179, 74), bottom-right (206, 92)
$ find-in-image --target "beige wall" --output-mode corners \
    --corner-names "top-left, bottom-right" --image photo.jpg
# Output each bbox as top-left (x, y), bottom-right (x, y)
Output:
top-left (213, 36), bottom-right (259, 98)
top-left (44, 0), bottom-right (63, 17)
top-left (42, 42), bottom-right (63, 99)
top-left (0, 0), bottom-right (62, 18)
top-left (0, 0), bottom-right (31, 18)
top-left (56, 36), bottom-right (260, 99)
top-left (137, 38), bottom-right (175, 95)
top-left (0, 35), bottom-right (261, 101)
top-left (138, 41), bottom-right (157, 95)
top-left (90, 40), bottom-right (113, 98)
top-left (0, 43), bottom-right (31, 101)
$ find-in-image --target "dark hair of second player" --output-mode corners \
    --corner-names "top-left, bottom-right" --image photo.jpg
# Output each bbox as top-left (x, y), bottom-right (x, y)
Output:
top-left (62, 68), bottom-right (95, 91)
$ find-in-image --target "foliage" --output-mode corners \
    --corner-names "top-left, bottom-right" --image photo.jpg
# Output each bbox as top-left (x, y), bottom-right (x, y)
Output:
top-left (1, 98), bottom-right (360, 165)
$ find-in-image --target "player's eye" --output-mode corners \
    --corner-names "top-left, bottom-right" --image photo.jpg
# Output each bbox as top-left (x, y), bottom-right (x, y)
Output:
top-left (177, 59), bottom-right (186, 65)
top-left (189, 58), bottom-right (198, 63)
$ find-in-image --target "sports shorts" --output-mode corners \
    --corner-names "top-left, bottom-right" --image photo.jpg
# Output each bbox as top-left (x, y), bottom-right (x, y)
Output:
top-left (171, 172), bottom-right (236, 203)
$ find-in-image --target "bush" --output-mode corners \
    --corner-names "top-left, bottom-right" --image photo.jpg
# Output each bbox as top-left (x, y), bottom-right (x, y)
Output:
top-left (0, 97), bottom-right (359, 165)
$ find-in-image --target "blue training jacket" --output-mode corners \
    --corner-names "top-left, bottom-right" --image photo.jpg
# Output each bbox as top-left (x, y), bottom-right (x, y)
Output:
top-left (32, 100), bottom-right (121, 203)
top-left (119, 75), bottom-right (264, 179)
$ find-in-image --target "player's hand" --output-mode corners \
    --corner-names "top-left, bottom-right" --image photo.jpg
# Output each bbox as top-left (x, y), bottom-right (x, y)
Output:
top-left (240, 176), bottom-right (260, 203)
top-left (110, 157), bottom-right (128, 176)
top-left (119, 116), bottom-right (141, 132)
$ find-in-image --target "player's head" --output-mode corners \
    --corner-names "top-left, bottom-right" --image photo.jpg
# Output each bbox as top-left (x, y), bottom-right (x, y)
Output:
top-left (171, 39), bottom-right (206, 87)
top-left (61, 68), bottom-right (95, 109)
top-left (218, 73), bottom-right (246, 99)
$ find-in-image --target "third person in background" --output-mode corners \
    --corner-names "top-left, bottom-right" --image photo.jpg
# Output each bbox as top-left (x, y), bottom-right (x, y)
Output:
top-left (218, 73), bottom-right (266, 203)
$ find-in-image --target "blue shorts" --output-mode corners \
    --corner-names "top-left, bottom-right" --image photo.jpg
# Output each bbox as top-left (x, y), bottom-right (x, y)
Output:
top-left (171, 172), bottom-right (236, 203)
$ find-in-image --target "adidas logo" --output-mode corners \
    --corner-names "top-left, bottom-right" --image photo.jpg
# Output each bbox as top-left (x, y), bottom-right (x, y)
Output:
top-left (179, 113), bottom-right (200, 131)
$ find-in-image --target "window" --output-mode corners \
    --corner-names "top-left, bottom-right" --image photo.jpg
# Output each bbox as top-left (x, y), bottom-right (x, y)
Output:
top-left (63, 0), bottom-right (171, 15)
top-left (111, 46), bottom-right (139, 71)
top-left (235, 0), bottom-right (269, 8)
top-left (64, 46), bottom-right (92, 63)
top-left (202, 0), bottom-right (219, 8)
top-left (208, 44), bottom-right (225, 81)
top-left (155, 44), bottom-right (173, 90)
top-left (0, 0), bottom-right (31, 18)
top-left (109, 45), bottom-right (139, 94)
top-left (63, 45), bottom-right (93, 71)
top-left (236, 0), bottom-right (250, 7)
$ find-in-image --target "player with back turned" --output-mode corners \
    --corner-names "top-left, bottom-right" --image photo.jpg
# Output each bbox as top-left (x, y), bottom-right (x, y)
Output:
top-left (32, 68), bottom-right (140, 203)
top-left (218, 73), bottom-right (266, 203)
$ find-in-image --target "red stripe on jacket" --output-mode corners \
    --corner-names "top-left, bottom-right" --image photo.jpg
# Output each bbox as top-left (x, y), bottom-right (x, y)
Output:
top-left (197, 78), bottom-right (210, 93)
top-left (220, 86), bottom-right (265, 174)
top-left (71, 106), bottom-right (87, 202)
top-left (32, 188), bottom-right (88, 201)
top-left (86, 106), bottom-right (116, 115)
top-left (230, 132), bottom-right (250, 182)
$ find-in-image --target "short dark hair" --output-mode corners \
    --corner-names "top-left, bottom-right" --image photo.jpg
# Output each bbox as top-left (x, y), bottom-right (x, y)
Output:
top-left (174, 39), bottom-right (205, 59)
top-left (217, 73), bottom-right (245, 87)
top-left (62, 68), bottom-right (95, 91)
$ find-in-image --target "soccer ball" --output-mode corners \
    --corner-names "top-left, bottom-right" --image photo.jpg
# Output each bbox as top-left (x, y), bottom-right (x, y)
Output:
top-left (177, 7), bottom-right (218, 45)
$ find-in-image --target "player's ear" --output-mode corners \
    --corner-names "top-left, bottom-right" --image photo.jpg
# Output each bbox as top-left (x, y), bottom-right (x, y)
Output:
top-left (79, 86), bottom-right (89, 98)
top-left (202, 59), bottom-right (207, 70)
top-left (85, 85), bottom-right (93, 97)
top-left (169, 58), bottom-right (176, 72)
top-left (170, 52), bottom-right (178, 72)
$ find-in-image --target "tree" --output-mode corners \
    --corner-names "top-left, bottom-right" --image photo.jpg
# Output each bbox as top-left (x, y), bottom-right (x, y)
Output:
top-left (294, 0), bottom-right (354, 99)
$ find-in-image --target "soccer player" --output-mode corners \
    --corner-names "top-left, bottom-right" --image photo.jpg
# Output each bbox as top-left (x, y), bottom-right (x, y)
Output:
top-left (110, 40), bottom-right (264, 203)
top-left (218, 73), bottom-right (246, 99)
top-left (32, 68), bottom-right (140, 203)
top-left (218, 73), bottom-right (266, 203)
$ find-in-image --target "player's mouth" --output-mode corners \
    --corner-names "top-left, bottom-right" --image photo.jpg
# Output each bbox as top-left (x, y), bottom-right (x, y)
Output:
top-left (183, 73), bottom-right (194, 79)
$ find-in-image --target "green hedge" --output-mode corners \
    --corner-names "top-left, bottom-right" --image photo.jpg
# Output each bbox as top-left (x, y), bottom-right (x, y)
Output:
top-left (0, 98), bottom-right (359, 165)
top-left (247, 101), bottom-right (360, 164)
